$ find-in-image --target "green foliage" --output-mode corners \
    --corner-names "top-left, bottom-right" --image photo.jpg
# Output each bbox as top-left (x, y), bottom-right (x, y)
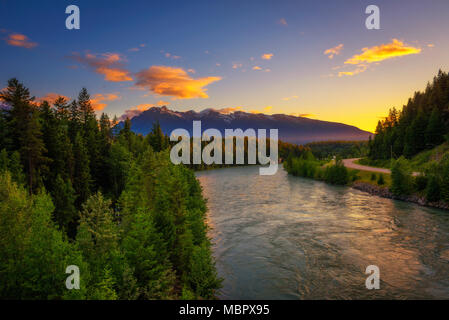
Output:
top-left (426, 175), bottom-right (441, 202)
top-left (369, 70), bottom-right (449, 160)
top-left (284, 151), bottom-right (320, 178)
top-left (0, 78), bottom-right (221, 300)
top-left (0, 172), bottom-right (88, 299)
top-left (306, 141), bottom-right (369, 160)
top-left (414, 174), bottom-right (428, 192)
top-left (377, 174), bottom-right (385, 185)
top-left (323, 158), bottom-right (349, 185)
top-left (51, 174), bottom-right (77, 234)
top-left (370, 173), bottom-right (377, 181)
top-left (390, 157), bottom-right (413, 196)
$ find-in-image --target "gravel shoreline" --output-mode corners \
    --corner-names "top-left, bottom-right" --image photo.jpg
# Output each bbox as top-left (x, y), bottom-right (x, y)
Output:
top-left (352, 181), bottom-right (449, 211)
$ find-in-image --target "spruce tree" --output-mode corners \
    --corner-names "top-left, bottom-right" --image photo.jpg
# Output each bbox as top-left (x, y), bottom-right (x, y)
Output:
top-left (425, 107), bottom-right (445, 148)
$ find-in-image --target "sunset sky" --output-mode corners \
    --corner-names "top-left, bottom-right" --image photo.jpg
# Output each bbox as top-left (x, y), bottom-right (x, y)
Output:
top-left (1, 0), bottom-right (449, 132)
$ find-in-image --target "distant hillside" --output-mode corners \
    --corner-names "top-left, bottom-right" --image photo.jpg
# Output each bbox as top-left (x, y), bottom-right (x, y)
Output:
top-left (121, 106), bottom-right (372, 145)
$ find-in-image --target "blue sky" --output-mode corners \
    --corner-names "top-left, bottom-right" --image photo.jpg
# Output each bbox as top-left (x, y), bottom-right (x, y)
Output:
top-left (1, 0), bottom-right (449, 131)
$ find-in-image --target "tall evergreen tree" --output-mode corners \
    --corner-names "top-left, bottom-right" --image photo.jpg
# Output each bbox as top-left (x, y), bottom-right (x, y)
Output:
top-left (73, 133), bottom-right (91, 208)
top-left (425, 107), bottom-right (445, 148)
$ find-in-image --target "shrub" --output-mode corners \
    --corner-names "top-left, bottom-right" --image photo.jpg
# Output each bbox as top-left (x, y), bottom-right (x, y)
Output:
top-left (390, 157), bottom-right (413, 196)
top-left (324, 158), bottom-right (349, 185)
top-left (426, 175), bottom-right (441, 202)
top-left (414, 174), bottom-right (428, 192)
top-left (370, 173), bottom-right (377, 181)
top-left (377, 174), bottom-right (385, 185)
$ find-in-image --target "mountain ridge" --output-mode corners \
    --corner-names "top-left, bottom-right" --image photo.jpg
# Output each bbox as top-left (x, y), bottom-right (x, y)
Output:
top-left (121, 106), bottom-right (373, 145)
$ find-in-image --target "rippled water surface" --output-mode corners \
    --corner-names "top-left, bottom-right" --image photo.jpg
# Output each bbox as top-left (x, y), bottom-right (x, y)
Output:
top-left (196, 166), bottom-right (449, 299)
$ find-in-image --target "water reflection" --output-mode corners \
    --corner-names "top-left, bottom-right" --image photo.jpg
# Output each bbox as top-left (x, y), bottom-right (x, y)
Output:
top-left (197, 166), bottom-right (449, 299)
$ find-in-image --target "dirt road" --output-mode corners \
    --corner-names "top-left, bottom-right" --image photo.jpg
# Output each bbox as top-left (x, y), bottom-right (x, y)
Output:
top-left (342, 158), bottom-right (419, 176)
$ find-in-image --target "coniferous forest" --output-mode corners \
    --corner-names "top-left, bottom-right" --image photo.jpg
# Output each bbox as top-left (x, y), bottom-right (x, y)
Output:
top-left (369, 70), bottom-right (449, 160)
top-left (0, 78), bottom-right (221, 299)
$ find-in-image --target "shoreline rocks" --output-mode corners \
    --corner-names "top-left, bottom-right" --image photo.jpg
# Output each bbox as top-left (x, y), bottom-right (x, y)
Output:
top-left (351, 181), bottom-right (449, 211)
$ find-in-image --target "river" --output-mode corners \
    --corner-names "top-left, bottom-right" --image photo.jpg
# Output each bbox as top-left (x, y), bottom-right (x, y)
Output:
top-left (196, 166), bottom-right (449, 299)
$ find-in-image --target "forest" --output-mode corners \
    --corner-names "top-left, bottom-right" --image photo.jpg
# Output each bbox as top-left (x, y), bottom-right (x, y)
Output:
top-left (0, 78), bottom-right (221, 299)
top-left (369, 70), bottom-right (449, 160)
top-left (285, 70), bottom-right (449, 205)
top-left (367, 70), bottom-right (449, 202)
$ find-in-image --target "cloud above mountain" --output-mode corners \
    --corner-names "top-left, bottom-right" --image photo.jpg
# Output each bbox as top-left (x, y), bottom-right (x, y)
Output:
top-left (135, 65), bottom-right (221, 99)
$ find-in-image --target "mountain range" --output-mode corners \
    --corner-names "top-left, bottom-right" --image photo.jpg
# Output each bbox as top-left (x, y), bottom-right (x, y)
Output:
top-left (121, 106), bottom-right (372, 145)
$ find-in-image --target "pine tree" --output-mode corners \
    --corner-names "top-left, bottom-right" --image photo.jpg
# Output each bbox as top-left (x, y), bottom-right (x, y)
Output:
top-left (425, 107), bottom-right (445, 148)
top-left (147, 120), bottom-right (168, 152)
top-left (0, 172), bottom-right (87, 299)
top-left (426, 175), bottom-right (441, 202)
top-left (1, 79), bottom-right (48, 193)
top-left (73, 133), bottom-right (91, 207)
top-left (51, 174), bottom-right (77, 235)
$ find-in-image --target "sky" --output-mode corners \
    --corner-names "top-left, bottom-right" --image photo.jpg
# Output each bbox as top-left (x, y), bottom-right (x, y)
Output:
top-left (1, 0), bottom-right (449, 132)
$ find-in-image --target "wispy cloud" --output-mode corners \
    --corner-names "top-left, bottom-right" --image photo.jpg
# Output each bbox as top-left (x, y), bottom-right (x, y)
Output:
top-left (164, 52), bottom-right (181, 60)
top-left (70, 52), bottom-right (133, 82)
top-left (338, 64), bottom-right (368, 77)
top-left (119, 100), bottom-right (168, 121)
top-left (36, 93), bottom-right (69, 105)
top-left (335, 39), bottom-right (421, 77)
top-left (289, 113), bottom-right (314, 118)
top-left (5, 33), bottom-right (37, 49)
top-left (278, 18), bottom-right (287, 26)
top-left (324, 44), bottom-right (343, 59)
top-left (232, 63), bottom-right (243, 69)
top-left (261, 53), bottom-right (273, 60)
top-left (252, 66), bottom-right (262, 70)
top-left (90, 93), bottom-right (121, 111)
top-left (345, 39), bottom-right (421, 65)
top-left (135, 65), bottom-right (221, 99)
top-left (216, 106), bottom-right (242, 114)
top-left (250, 106), bottom-right (273, 114)
top-left (282, 95), bottom-right (299, 101)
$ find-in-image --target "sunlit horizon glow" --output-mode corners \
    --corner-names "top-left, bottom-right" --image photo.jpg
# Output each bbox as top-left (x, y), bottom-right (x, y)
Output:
top-left (1, 0), bottom-right (449, 133)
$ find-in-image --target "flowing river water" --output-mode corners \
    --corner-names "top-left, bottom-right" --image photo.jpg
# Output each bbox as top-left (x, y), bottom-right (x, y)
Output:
top-left (196, 166), bottom-right (449, 299)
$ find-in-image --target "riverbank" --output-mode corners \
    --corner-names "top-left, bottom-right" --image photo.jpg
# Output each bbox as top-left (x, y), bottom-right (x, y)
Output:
top-left (197, 166), bottom-right (449, 299)
top-left (352, 181), bottom-right (449, 211)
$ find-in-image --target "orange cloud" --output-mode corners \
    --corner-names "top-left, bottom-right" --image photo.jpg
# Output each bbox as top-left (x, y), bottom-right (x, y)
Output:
top-left (232, 63), bottom-right (243, 69)
top-left (290, 113), bottom-right (314, 118)
top-left (36, 93), bottom-right (70, 105)
top-left (345, 39), bottom-right (421, 65)
top-left (338, 64), bottom-right (368, 77)
top-left (252, 66), bottom-right (262, 70)
top-left (156, 100), bottom-right (169, 106)
top-left (119, 103), bottom-right (159, 121)
top-left (324, 44), bottom-right (343, 59)
top-left (90, 93), bottom-right (121, 111)
top-left (71, 52), bottom-right (133, 82)
top-left (135, 66), bottom-right (221, 99)
top-left (217, 106), bottom-right (242, 114)
top-left (261, 53), bottom-right (273, 60)
top-left (250, 106), bottom-right (273, 114)
top-left (5, 33), bottom-right (37, 49)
